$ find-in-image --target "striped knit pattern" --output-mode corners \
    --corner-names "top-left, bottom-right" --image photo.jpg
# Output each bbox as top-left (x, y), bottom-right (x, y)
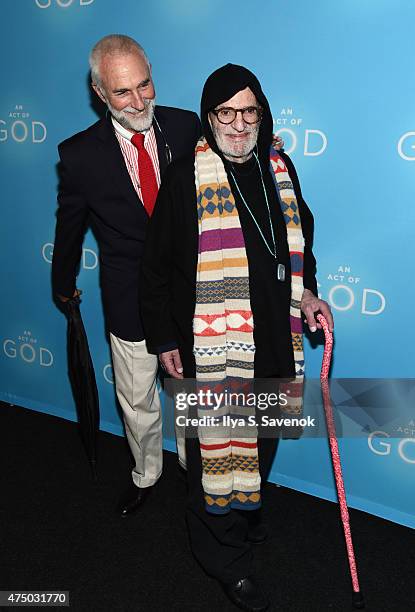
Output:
top-left (194, 138), bottom-right (259, 514)
top-left (193, 137), bottom-right (305, 514)
top-left (194, 139), bottom-right (256, 380)
top-left (269, 148), bottom-right (305, 417)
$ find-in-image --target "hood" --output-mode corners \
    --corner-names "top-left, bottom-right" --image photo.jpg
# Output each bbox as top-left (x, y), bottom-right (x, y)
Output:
top-left (200, 63), bottom-right (273, 165)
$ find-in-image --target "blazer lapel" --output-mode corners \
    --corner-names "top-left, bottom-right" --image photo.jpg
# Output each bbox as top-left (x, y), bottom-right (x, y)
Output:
top-left (153, 108), bottom-right (169, 177)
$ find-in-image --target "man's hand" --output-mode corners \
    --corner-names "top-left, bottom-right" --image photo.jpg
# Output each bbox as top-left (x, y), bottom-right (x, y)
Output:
top-left (301, 288), bottom-right (334, 333)
top-left (58, 288), bottom-right (82, 303)
top-left (159, 349), bottom-right (184, 379)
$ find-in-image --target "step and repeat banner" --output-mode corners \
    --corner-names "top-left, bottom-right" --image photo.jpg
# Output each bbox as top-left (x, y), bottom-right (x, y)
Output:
top-left (1, 1), bottom-right (414, 527)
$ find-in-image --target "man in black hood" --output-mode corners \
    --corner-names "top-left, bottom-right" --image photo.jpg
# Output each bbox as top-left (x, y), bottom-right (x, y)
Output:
top-left (141, 64), bottom-right (332, 611)
top-left (201, 62), bottom-right (274, 166)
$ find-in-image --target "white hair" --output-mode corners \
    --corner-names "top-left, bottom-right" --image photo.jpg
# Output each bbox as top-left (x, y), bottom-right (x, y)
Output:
top-left (89, 34), bottom-right (149, 86)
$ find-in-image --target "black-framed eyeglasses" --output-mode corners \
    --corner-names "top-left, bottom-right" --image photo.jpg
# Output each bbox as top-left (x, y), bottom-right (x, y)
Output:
top-left (210, 106), bottom-right (263, 125)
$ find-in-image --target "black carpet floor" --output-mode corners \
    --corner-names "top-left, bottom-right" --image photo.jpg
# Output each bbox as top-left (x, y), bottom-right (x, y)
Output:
top-left (1, 402), bottom-right (414, 612)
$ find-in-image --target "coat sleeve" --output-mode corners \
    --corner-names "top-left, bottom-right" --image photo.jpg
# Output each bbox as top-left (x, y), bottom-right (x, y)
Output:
top-left (51, 143), bottom-right (89, 298)
top-left (281, 153), bottom-right (318, 297)
top-left (140, 166), bottom-right (178, 353)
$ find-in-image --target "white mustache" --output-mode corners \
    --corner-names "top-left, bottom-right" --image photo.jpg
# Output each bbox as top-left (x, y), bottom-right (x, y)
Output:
top-left (122, 100), bottom-right (153, 114)
top-left (123, 106), bottom-right (147, 114)
top-left (224, 128), bottom-right (255, 134)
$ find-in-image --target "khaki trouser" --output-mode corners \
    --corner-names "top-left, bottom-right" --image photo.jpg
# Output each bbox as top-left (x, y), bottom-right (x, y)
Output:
top-left (110, 333), bottom-right (186, 487)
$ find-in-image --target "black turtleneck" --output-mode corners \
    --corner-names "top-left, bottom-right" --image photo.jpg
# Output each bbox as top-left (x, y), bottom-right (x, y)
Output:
top-left (224, 156), bottom-right (294, 377)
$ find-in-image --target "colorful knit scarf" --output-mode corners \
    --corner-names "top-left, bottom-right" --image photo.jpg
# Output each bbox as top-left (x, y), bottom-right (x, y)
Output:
top-left (193, 137), bottom-right (305, 514)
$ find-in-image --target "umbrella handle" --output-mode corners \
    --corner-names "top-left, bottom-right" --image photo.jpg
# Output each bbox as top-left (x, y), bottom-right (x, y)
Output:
top-left (316, 314), bottom-right (365, 609)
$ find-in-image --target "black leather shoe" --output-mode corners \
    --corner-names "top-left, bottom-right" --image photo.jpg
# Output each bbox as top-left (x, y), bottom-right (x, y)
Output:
top-left (221, 576), bottom-right (269, 612)
top-left (117, 484), bottom-right (151, 517)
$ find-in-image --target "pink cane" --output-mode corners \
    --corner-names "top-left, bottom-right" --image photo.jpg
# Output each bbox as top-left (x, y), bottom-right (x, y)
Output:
top-left (317, 313), bottom-right (365, 609)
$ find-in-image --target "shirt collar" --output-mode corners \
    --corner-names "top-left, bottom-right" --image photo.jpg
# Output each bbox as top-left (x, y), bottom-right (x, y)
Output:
top-left (111, 115), bottom-right (150, 142)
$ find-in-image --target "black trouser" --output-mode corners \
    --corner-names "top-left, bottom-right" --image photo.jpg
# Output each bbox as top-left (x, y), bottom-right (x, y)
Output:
top-left (180, 348), bottom-right (281, 582)
top-left (185, 434), bottom-right (279, 583)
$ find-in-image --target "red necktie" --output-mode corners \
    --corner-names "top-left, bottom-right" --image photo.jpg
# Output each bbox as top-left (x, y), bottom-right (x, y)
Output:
top-left (131, 133), bottom-right (158, 216)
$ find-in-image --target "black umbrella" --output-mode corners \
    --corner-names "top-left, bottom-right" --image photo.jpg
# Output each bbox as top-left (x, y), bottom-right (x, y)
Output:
top-left (65, 296), bottom-right (99, 479)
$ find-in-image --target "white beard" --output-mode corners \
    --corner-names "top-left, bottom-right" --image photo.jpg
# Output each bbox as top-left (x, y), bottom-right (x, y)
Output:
top-left (211, 122), bottom-right (260, 161)
top-left (107, 97), bottom-right (156, 133)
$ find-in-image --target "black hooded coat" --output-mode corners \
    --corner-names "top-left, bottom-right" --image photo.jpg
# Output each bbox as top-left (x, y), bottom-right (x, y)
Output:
top-left (141, 64), bottom-right (318, 378)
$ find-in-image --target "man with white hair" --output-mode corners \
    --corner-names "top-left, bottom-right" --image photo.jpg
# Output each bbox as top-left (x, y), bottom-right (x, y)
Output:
top-left (52, 35), bottom-right (201, 516)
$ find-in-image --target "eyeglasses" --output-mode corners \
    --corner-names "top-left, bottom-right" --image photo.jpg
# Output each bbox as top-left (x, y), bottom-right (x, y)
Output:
top-left (210, 106), bottom-right (263, 125)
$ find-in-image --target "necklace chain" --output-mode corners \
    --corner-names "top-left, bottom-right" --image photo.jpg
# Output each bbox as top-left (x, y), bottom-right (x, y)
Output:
top-left (228, 152), bottom-right (278, 260)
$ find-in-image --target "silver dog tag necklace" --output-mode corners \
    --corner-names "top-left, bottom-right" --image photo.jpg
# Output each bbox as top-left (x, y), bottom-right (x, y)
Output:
top-left (229, 152), bottom-right (285, 282)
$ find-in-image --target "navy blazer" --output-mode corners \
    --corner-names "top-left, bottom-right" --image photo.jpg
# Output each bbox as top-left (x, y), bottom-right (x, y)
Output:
top-left (52, 106), bottom-right (202, 340)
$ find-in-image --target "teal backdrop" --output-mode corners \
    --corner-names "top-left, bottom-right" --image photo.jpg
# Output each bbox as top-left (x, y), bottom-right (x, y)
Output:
top-left (1, 0), bottom-right (414, 528)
